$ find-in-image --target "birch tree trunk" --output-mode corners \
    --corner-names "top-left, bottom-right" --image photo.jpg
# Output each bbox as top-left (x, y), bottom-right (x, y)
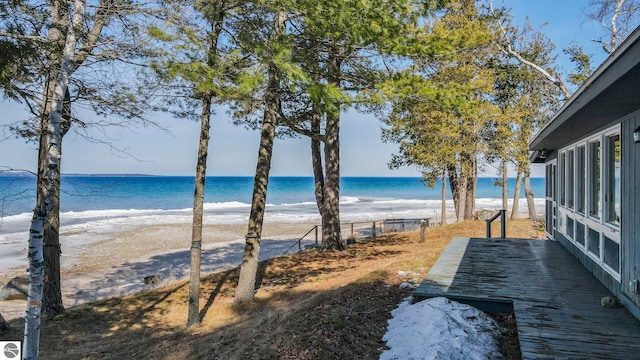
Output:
top-left (524, 168), bottom-right (536, 219)
top-left (42, 89), bottom-right (71, 318)
top-left (440, 171), bottom-right (446, 225)
top-left (24, 1), bottom-right (84, 358)
top-left (235, 10), bottom-right (286, 302)
top-left (37, 0), bottom-right (69, 320)
top-left (510, 171), bottom-right (522, 220)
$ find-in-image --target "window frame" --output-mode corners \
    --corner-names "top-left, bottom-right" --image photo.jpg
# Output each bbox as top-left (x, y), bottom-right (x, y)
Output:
top-left (556, 125), bottom-right (621, 281)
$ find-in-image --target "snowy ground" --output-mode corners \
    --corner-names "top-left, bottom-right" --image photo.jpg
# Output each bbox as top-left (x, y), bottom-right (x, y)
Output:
top-left (380, 295), bottom-right (502, 360)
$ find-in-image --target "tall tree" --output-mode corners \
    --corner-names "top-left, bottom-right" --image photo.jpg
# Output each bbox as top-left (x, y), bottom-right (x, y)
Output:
top-left (150, 0), bottom-right (257, 322)
top-left (1, 0), bottom-right (162, 320)
top-left (184, 0), bottom-right (230, 329)
top-left (235, 7), bottom-right (287, 303)
top-left (489, 7), bottom-right (564, 218)
top-left (275, 0), bottom-right (440, 246)
top-left (23, 0), bottom-right (83, 355)
top-left (382, 0), bottom-right (498, 221)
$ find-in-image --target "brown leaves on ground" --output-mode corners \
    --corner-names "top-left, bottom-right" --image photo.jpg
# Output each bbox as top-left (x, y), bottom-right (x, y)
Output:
top-left (0, 219), bottom-right (540, 359)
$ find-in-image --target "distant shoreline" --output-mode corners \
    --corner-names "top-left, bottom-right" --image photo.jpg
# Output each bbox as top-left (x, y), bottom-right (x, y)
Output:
top-left (0, 171), bottom-right (545, 179)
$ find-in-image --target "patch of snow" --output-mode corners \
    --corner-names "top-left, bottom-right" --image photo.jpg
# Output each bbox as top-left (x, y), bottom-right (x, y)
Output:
top-left (380, 296), bottom-right (502, 360)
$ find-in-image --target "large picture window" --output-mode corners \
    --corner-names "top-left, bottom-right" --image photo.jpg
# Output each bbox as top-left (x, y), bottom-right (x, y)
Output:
top-left (576, 146), bottom-right (586, 214)
top-left (605, 134), bottom-right (620, 226)
top-left (555, 126), bottom-right (620, 280)
top-left (588, 141), bottom-right (600, 219)
top-left (560, 152), bottom-right (566, 207)
top-left (567, 149), bottom-right (574, 209)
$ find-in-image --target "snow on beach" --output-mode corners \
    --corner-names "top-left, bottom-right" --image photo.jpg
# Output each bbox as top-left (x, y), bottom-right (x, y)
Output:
top-left (380, 296), bottom-right (502, 360)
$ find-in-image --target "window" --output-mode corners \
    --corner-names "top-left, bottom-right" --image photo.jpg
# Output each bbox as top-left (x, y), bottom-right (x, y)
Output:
top-left (553, 127), bottom-right (620, 280)
top-left (566, 216), bottom-right (574, 240)
top-left (567, 149), bottom-right (574, 209)
top-left (605, 134), bottom-right (620, 226)
top-left (546, 164), bottom-right (553, 198)
top-left (588, 141), bottom-right (600, 218)
top-left (588, 227), bottom-right (600, 256)
top-left (560, 152), bottom-right (566, 206)
top-left (575, 221), bottom-right (585, 246)
top-left (603, 235), bottom-right (620, 272)
top-left (576, 146), bottom-right (585, 214)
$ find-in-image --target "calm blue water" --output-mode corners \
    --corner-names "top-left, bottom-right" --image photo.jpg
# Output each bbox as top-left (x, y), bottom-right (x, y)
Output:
top-left (0, 174), bottom-right (544, 217)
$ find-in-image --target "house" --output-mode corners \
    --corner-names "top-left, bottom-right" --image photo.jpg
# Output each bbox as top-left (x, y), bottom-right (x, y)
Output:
top-left (530, 26), bottom-right (640, 320)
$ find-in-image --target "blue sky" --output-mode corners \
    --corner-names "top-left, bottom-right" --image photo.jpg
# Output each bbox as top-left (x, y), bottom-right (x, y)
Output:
top-left (0, 0), bottom-right (611, 177)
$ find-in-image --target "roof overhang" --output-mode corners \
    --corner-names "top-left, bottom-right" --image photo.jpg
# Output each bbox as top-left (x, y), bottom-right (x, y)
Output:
top-left (529, 27), bottom-right (640, 152)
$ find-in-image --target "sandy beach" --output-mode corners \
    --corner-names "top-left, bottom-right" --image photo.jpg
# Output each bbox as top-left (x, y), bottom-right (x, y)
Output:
top-left (0, 221), bottom-right (323, 320)
top-left (0, 206), bottom-right (539, 321)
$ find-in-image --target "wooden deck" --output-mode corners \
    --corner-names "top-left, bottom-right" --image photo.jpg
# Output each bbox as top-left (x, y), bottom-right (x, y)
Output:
top-left (414, 237), bottom-right (640, 360)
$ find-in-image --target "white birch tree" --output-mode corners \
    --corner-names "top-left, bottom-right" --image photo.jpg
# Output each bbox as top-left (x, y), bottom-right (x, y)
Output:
top-left (2, 0), bottom-right (164, 319)
top-left (23, 1), bottom-right (84, 356)
top-left (586, 0), bottom-right (640, 54)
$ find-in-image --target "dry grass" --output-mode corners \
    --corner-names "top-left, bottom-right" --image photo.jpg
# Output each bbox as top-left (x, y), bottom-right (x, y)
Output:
top-left (0, 219), bottom-right (542, 359)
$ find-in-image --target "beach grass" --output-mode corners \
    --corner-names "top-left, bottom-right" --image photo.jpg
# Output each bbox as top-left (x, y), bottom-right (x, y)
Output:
top-left (0, 219), bottom-right (542, 359)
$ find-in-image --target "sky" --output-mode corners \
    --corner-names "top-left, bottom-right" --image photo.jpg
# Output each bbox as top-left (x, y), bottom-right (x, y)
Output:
top-left (0, 0), bottom-right (611, 177)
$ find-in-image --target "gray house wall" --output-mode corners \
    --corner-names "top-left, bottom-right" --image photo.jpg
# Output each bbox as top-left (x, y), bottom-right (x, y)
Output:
top-left (621, 113), bottom-right (640, 314)
top-left (549, 111), bottom-right (640, 321)
top-left (530, 26), bottom-right (640, 321)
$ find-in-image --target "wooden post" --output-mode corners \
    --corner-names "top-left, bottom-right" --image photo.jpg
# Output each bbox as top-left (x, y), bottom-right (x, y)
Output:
top-left (314, 225), bottom-right (318, 245)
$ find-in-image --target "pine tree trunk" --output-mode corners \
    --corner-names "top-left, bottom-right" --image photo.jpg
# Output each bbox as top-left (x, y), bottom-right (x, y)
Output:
top-left (440, 171), bottom-right (446, 225)
top-left (25, 1), bottom-right (83, 357)
top-left (524, 167), bottom-right (536, 219)
top-left (311, 106), bottom-right (325, 212)
top-left (187, 94), bottom-right (212, 327)
top-left (320, 52), bottom-right (344, 251)
top-left (235, 10), bottom-right (285, 302)
top-left (457, 178), bottom-right (467, 222)
top-left (187, 5), bottom-right (225, 323)
top-left (464, 176), bottom-right (475, 220)
top-left (448, 170), bottom-right (462, 222)
top-left (463, 155), bottom-right (477, 220)
top-left (502, 159), bottom-right (508, 211)
top-left (42, 88), bottom-right (70, 318)
top-left (511, 171), bottom-right (522, 220)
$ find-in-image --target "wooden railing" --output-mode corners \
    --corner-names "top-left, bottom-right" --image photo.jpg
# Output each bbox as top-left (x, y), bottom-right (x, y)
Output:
top-left (283, 225), bottom-right (319, 255)
top-left (283, 218), bottom-right (432, 254)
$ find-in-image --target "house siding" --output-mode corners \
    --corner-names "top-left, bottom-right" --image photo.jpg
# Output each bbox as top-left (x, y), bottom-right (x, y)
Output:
top-left (551, 112), bottom-right (640, 321)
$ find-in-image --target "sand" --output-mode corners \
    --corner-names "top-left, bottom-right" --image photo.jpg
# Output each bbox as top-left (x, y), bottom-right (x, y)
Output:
top-left (0, 221), bottom-right (323, 320)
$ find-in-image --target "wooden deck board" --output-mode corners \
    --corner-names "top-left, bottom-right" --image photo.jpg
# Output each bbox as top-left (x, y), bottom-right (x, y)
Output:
top-left (414, 237), bottom-right (640, 359)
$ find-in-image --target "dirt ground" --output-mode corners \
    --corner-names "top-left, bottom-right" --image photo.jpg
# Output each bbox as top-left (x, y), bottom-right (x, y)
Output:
top-left (0, 219), bottom-right (542, 359)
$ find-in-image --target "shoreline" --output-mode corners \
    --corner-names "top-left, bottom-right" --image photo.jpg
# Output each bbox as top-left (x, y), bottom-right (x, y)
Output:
top-left (0, 221), bottom-right (320, 320)
top-left (0, 207), bottom-right (542, 320)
